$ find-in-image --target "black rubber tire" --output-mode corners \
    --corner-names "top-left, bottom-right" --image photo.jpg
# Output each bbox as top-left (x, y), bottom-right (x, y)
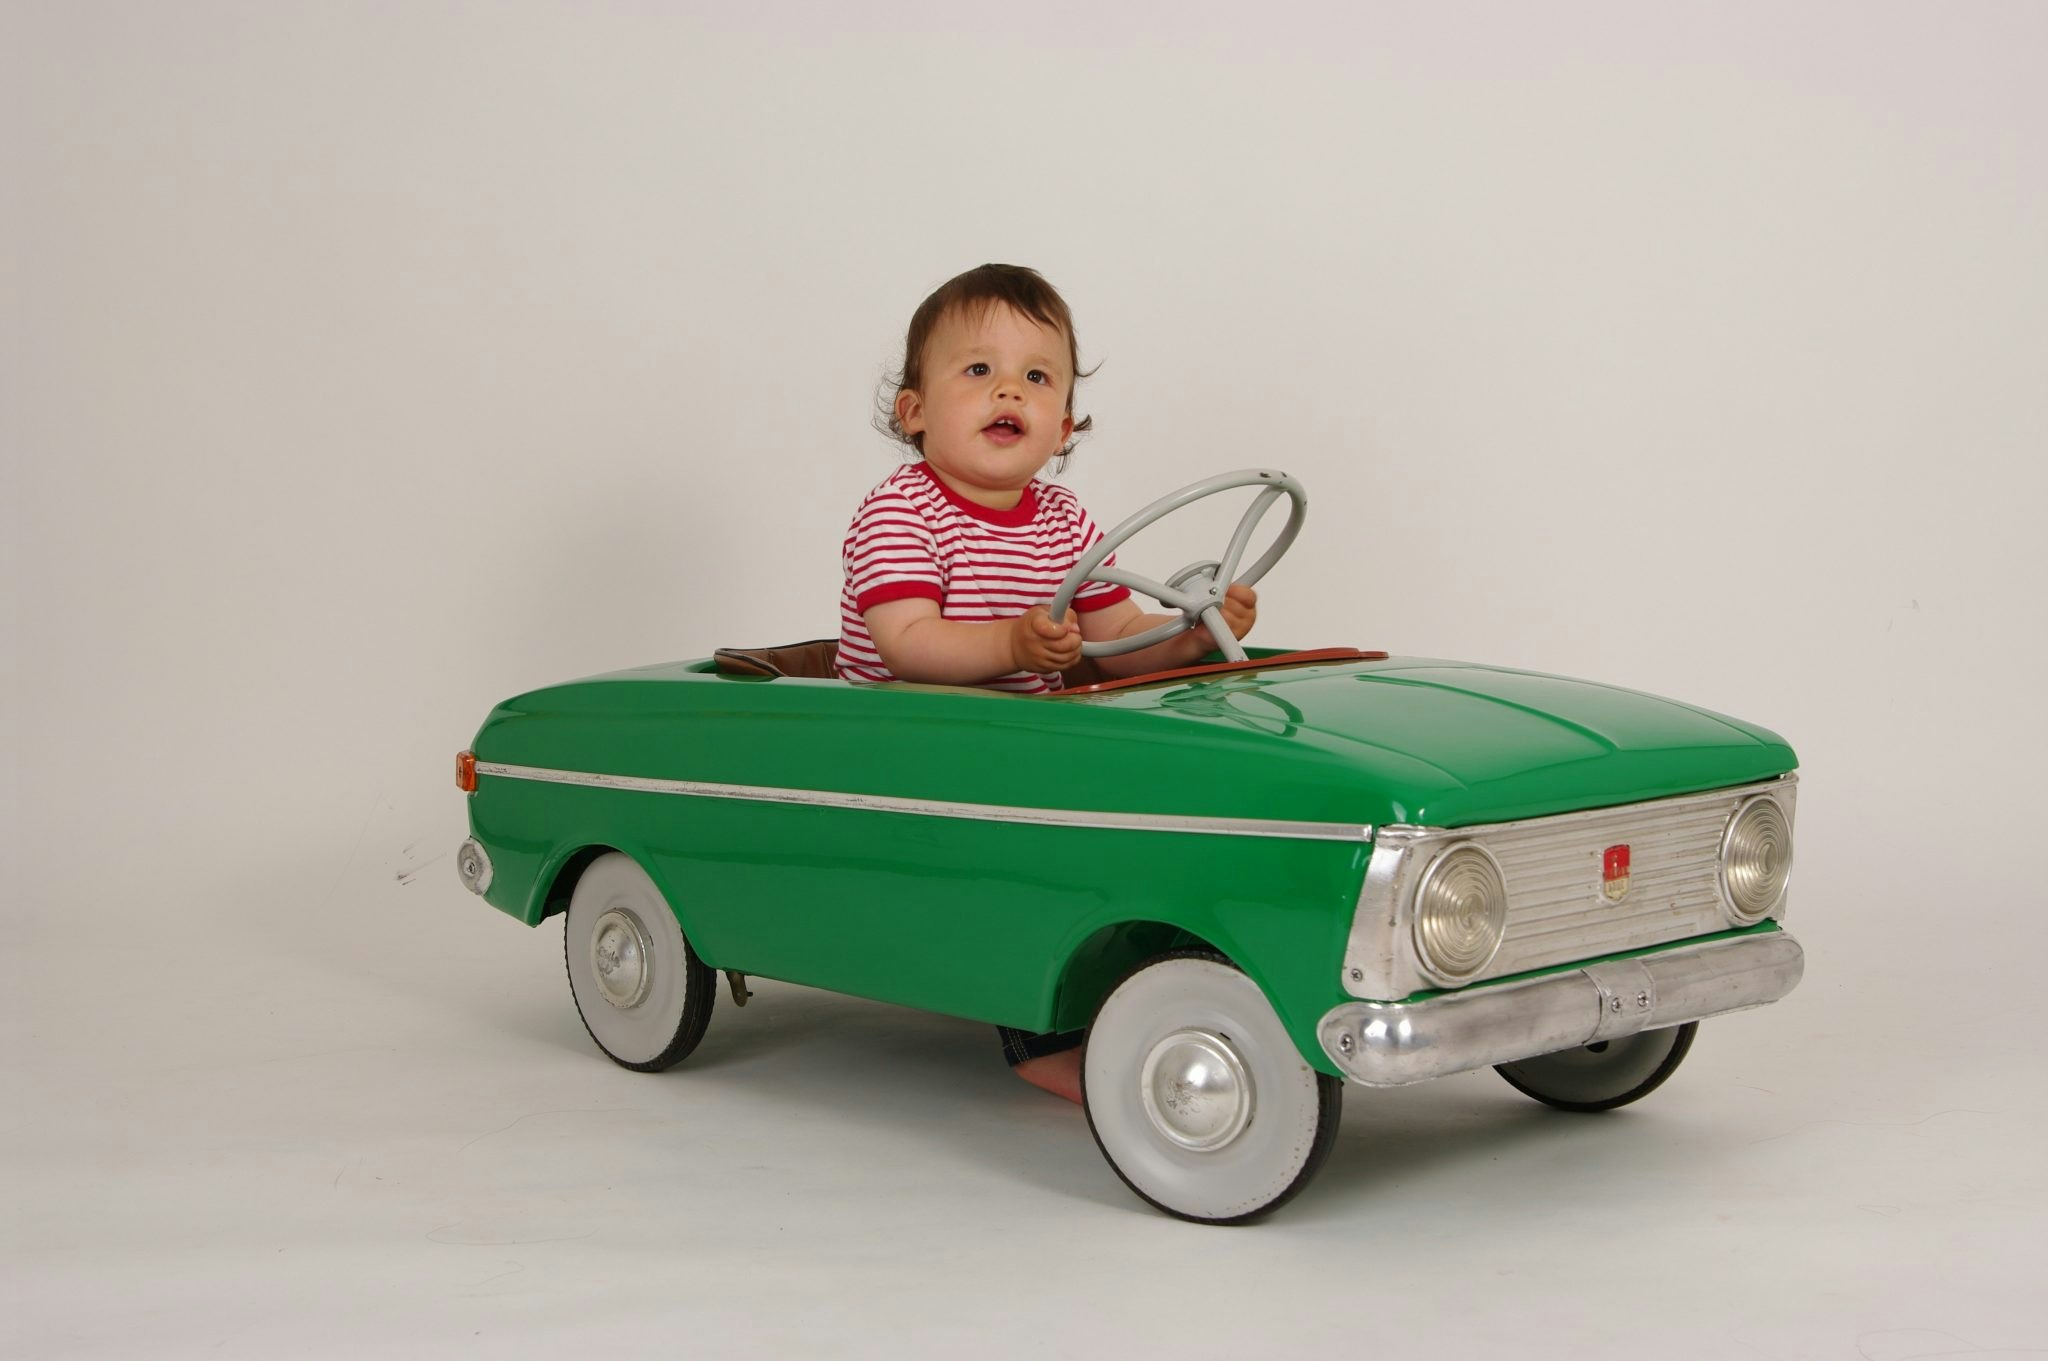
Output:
top-left (1494, 1021), bottom-right (1699, 1113)
top-left (562, 853), bottom-right (716, 1073)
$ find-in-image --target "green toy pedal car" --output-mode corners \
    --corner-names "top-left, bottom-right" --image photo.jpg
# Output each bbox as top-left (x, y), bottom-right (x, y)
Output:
top-left (456, 471), bottom-right (1802, 1222)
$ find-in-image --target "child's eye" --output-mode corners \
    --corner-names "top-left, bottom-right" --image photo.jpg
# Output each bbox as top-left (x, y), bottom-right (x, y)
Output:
top-left (1028, 370), bottom-right (1050, 385)
top-left (967, 363), bottom-right (990, 377)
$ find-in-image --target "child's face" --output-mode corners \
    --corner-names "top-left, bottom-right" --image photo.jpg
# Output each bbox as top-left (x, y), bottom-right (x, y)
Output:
top-left (895, 303), bottom-right (1075, 509)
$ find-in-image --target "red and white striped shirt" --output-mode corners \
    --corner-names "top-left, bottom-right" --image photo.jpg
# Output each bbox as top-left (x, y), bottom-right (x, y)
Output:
top-left (837, 462), bottom-right (1131, 693)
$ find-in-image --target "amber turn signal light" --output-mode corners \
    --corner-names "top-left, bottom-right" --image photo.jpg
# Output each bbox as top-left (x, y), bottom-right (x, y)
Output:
top-left (456, 750), bottom-right (477, 793)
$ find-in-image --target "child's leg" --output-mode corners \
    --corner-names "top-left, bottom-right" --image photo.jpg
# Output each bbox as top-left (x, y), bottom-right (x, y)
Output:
top-left (1015, 1050), bottom-right (1083, 1103)
top-left (998, 1027), bottom-right (1085, 1105)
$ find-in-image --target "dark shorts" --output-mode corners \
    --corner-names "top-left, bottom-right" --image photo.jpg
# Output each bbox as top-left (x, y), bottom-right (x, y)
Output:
top-left (998, 1026), bottom-right (1085, 1068)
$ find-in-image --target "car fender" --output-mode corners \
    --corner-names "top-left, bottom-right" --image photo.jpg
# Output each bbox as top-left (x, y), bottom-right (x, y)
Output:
top-left (1046, 904), bottom-right (1347, 1078)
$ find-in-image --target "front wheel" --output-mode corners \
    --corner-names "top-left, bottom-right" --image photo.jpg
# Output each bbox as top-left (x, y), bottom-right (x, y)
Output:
top-left (1082, 951), bottom-right (1342, 1224)
top-left (1494, 1021), bottom-right (1698, 1112)
top-left (563, 852), bottom-right (716, 1072)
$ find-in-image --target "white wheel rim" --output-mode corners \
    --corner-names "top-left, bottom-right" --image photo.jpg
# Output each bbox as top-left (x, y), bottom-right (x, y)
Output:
top-left (565, 855), bottom-right (691, 1066)
top-left (1086, 958), bottom-right (1327, 1221)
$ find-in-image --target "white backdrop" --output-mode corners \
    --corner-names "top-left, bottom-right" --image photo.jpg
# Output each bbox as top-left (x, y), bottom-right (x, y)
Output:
top-left (8, 3), bottom-right (2046, 1358)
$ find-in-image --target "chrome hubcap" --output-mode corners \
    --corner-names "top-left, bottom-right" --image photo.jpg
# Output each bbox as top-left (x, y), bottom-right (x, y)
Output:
top-left (589, 908), bottom-right (654, 1010)
top-left (1139, 1029), bottom-right (1254, 1151)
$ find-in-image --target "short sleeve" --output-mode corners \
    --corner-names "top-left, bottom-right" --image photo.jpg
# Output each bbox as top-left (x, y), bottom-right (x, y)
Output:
top-left (844, 490), bottom-right (945, 613)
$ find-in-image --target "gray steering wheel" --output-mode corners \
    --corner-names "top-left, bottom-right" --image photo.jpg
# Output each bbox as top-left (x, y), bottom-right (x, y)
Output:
top-left (1047, 469), bottom-right (1307, 664)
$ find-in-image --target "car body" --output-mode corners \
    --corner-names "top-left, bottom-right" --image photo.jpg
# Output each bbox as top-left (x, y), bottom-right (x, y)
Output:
top-left (457, 643), bottom-right (1803, 1222)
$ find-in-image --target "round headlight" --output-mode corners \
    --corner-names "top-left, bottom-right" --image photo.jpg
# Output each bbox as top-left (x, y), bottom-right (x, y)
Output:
top-left (1719, 795), bottom-right (1792, 924)
top-left (1412, 842), bottom-right (1508, 985)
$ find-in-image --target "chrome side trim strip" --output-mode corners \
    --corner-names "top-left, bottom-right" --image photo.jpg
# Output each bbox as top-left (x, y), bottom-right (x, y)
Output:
top-left (473, 761), bottom-right (1371, 843)
top-left (1320, 930), bottom-right (1804, 1087)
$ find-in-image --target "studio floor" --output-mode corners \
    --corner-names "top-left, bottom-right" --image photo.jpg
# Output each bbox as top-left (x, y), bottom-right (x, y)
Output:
top-left (4, 855), bottom-right (2042, 1361)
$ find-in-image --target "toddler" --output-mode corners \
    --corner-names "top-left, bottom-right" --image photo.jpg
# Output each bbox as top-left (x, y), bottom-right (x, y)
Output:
top-left (836, 263), bottom-right (1257, 1102)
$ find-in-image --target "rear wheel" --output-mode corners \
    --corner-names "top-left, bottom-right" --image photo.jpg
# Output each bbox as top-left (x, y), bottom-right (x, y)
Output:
top-left (1082, 951), bottom-right (1342, 1224)
top-left (1494, 1021), bottom-right (1698, 1112)
top-left (563, 853), bottom-right (715, 1072)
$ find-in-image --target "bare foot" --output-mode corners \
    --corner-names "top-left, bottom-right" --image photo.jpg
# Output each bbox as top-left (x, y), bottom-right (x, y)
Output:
top-left (1013, 1049), bottom-right (1083, 1105)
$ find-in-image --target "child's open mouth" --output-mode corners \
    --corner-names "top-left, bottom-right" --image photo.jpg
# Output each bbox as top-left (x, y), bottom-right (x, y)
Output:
top-left (983, 417), bottom-right (1025, 446)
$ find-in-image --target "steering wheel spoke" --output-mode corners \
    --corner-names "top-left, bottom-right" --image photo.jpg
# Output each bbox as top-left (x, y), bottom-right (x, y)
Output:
top-left (1085, 564), bottom-right (1207, 615)
top-left (1107, 612), bottom-right (1199, 656)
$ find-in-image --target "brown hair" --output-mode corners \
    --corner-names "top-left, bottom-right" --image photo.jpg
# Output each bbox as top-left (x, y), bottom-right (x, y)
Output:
top-left (878, 263), bottom-right (1095, 468)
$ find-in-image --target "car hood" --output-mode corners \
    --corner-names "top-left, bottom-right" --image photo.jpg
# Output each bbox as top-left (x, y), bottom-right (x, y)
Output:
top-left (1076, 656), bottom-right (1797, 827)
top-left (479, 654), bottom-right (1797, 833)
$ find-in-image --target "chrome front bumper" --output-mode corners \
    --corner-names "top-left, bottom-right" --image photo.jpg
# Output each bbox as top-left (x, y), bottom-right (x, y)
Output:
top-left (1318, 931), bottom-right (1804, 1087)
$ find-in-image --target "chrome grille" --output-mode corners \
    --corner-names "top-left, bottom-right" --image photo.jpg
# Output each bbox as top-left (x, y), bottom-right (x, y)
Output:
top-left (1481, 795), bottom-right (1745, 977)
top-left (1342, 776), bottom-right (1797, 1001)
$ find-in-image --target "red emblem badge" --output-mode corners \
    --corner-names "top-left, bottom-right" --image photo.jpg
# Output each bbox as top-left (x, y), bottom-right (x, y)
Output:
top-left (1602, 844), bottom-right (1632, 903)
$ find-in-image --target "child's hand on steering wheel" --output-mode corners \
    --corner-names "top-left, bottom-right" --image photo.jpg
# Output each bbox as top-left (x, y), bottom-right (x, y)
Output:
top-left (1011, 606), bottom-right (1085, 674)
top-left (1195, 583), bottom-right (1258, 649)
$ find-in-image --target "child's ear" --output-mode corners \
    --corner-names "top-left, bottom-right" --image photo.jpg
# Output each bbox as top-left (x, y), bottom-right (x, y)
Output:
top-left (894, 388), bottom-right (925, 436)
top-left (1060, 413), bottom-right (1074, 444)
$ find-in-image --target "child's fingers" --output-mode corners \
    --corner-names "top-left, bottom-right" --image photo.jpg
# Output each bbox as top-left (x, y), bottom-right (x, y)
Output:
top-left (1012, 607), bottom-right (1083, 673)
top-left (1223, 583), bottom-right (1257, 634)
top-left (1031, 607), bottom-right (1075, 638)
